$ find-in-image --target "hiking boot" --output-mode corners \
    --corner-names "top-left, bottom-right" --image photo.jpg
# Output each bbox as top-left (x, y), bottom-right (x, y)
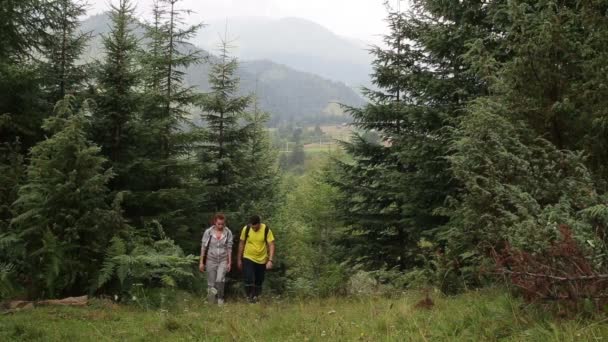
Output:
top-left (207, 287), bottom-right (217, 304)
top-left (217, 298), bottom-right (225, 306)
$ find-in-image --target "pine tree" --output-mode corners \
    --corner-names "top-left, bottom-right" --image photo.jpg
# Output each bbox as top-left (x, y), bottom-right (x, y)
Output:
top-left (0, 0), bottom-right (56, 149)
top-left (480, 0), bottom-right (608, 190)
top-left (330, 1), bottom-right (501, 271)
top-left (11, 96), bottom-right (123, 298)
top-left (239, 94), bottom-right (281, 219)
top-left (92, 0), bottom-right (141, 190)
top-left (439, 0), bottom-right (608, 286)
top-left (0, 0), bottom-right (55, 61)
top-left (0, 139), bottom-right (25, 233)
top-left (129, 0), bottom-right (203, 247)
top-left (40, 0), bottom-right (90, 106)
top-left (197, 39), bottom-right (251, 214)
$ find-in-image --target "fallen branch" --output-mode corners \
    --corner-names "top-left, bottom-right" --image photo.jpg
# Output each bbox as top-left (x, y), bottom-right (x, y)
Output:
top-left (1, 295), bottom-right (89, 313)
top-left (37, 295), bottom-right (88, 306)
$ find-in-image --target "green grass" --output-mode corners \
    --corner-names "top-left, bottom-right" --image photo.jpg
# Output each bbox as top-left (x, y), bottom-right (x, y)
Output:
top-left (1, 289), bottom-right (607, 341)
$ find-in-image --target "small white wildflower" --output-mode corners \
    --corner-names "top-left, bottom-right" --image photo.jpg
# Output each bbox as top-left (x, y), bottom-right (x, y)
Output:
top-left (114, 295), bottom-right (118, 301)
top-left (132, 295), bottom-right (137, 301)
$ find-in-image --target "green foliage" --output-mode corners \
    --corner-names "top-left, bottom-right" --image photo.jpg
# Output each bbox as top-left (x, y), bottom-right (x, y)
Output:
top-left (10, 96), bottom-right (124, 298)
top-left (238, 102), bottom-right (281, 220)
top-left (0, 0), bottom-right (55, 61)
top-left (40, 0), bottom-right (90, 105)
top-left (0, 138), bottom-right (25, 232)
top-left (197, 40), bottom-right (251, 214)
top-left (95, 229), bottom-right (197, 296)
top-left (329, 0), bottom-right (500, 274)
top-left (125, 0), bottom-right (203, 248)
top-left (91, 0), bottom-right (141, 190)
top-left (4, 289), bottom-right (608, 340)
top-left (434, 0), bottom-right (608, 291)
top-left (272, 163), bottom-right (348, 297)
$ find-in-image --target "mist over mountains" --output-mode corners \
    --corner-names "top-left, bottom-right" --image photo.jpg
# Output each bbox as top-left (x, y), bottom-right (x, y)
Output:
top-left (194, 17), bottom-right (374, 89)
top-left (81, 14), bottom-right (367, 125)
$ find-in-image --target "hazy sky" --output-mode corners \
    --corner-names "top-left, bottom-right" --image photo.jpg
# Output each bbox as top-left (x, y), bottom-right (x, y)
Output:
top-left (88, 0), bottom-right (400, 44)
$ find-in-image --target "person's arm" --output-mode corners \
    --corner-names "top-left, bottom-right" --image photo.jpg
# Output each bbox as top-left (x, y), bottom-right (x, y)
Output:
top-left (237, 239), bottom-right (244, 270)
top-left (226, 230), bottom-right (233, 272)
top-left (199, 231), bottom-right (208, 272)
top-left (266, 241), bottom-right (275, 269)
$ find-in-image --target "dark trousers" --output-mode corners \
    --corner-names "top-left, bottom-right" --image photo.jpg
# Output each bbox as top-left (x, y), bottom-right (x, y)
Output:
top-left (243, 258), bottom-right (266, 299)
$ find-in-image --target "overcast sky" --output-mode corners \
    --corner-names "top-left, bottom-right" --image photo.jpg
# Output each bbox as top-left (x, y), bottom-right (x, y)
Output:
top-left (88, 0), bottom-right (401, 44)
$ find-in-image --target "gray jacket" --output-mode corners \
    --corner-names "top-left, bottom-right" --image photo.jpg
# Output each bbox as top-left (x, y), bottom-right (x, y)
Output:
top-left (201, 226), bottom-right (233, 263)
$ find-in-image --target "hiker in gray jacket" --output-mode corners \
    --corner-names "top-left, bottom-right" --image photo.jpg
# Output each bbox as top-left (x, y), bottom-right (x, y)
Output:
top-left (199, 213), bottom-right (233, 305)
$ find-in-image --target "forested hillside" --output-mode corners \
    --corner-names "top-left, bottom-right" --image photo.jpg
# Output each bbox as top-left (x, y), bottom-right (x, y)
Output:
top-left (2, 0), bottom-right (608, 331)
top-left (81, 14), bottom-right (365, 125)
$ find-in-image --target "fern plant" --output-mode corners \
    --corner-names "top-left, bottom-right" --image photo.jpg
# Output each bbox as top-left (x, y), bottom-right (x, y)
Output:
top-left (95, 223), bottom-right (197, 295)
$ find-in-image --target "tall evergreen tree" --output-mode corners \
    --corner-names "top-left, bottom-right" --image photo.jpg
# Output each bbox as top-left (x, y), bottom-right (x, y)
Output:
top-left (482, 0), bottom-right (608, 190)
top-left (92, 0), bottom-right (141, 190)
top-left (40, 0), bottom-right (90, 106)
top-left (11, 96), bottom-right (123, 298)
top-left (0, 0), bottom-right (56, 149)
top-left (129, 0), bottom-right (203, 246)
top-left (439, 0), bottom-right (608, 284)
top-left (330, 1), bottom-right (502, 272)
top-left (239, 94), bottom-right (281, 218)
top-left (197, 40), bottom-right (251, 214)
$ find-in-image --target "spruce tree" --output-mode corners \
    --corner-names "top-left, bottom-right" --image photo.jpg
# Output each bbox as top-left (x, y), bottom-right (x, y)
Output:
top-left (0, 0), bottom-right (56, 149)
top-left (0, 139), bottom-right (25, 233)
top-left (92, 0), bottom-right (141, 190)
top-left (330, 1), bottom-right (501, 271)
top-left (197, 40), bottom-right (251, 214)
top-left (40, 0), bottom-right (90, 106)
top-left (130, 0), bottom-right (203, 247)
top-left (439, 0), bottom-right (608, 285)
top-left (11, 96), bottom-right (122, 298)
top-left (239, 95), bottom-right (281, 219)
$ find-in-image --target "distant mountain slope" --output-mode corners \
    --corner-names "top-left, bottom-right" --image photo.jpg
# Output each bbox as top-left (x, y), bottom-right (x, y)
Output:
top-left (80, 14), bottom-right (365, 125)
top-left (194, 17), bottom-right (374, 88)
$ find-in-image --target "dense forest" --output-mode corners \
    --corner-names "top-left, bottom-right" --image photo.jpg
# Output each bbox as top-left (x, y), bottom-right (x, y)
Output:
top-left (2, 0), bottom-right (608, 316)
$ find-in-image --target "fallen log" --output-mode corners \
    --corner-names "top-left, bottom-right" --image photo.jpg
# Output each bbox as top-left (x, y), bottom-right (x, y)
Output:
top-left (1, 295), bottom-right (88, 314)
top-left (37, 295), bottom-right (88, 306)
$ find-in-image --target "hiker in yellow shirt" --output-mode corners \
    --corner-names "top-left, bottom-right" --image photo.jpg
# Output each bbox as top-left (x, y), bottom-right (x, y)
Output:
top-left (237, 215), bottom-right (275, 303)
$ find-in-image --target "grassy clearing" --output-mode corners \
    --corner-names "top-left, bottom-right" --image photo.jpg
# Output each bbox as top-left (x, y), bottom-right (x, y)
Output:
top-left (1, 289), bottom-right (607, 341)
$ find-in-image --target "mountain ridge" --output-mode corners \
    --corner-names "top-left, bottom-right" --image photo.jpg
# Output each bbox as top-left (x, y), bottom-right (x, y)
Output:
top-left (80, 13), bottom-right (365, 125)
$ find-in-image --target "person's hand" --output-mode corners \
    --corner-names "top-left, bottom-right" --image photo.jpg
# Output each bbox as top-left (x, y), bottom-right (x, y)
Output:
top-left (266, 260), bottom-right (273, 270)
top-left (237, 260), bottom-right (243, 271)
top-left (199, 263), bottom-right (205, 273)
top-left (226, 262), bottom-right (232, 273)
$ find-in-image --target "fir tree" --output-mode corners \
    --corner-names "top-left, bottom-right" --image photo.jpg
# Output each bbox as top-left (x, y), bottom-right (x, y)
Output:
top-left (0, 0), bottom-right (56, 149)
top-left (330, 1), bottom-right (501, 271)
top-left (40, 0), bottom-right (90, 105)
top-left (0, 139), bottom-right (25, 233)
top-left (129, 0), bottom-right (203, 247)
top-left (197, 39), bottom-right (251, 213)
top-left (92, 0), bottom-right (141, 190)
top-left (11, 96), bottom-right (123, 298)
top-left (239, 94), bottom-right (281, 219)
top-left (439, 0), bottom-right (608, 286)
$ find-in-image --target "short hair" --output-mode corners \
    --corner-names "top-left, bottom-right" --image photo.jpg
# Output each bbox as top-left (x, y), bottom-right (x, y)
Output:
top-left (214, 213), bottom-right (226, 222)
top-left (249, 215), bottom-right (261, 225)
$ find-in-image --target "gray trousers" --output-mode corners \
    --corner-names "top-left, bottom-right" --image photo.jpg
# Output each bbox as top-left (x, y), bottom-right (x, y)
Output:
top-left (206, 259), bottom-right (227, 302)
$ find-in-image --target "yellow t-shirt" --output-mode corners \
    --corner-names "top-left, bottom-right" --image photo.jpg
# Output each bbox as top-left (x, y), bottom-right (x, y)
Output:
top-left (240, 224), bottom-right (275, 264)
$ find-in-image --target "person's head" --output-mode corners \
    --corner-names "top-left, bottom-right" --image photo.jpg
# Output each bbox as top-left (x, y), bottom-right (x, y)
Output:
top-left (249, 215), bottom-right (261, 229)
top-left (214, 213), bottom-right (226, 230)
